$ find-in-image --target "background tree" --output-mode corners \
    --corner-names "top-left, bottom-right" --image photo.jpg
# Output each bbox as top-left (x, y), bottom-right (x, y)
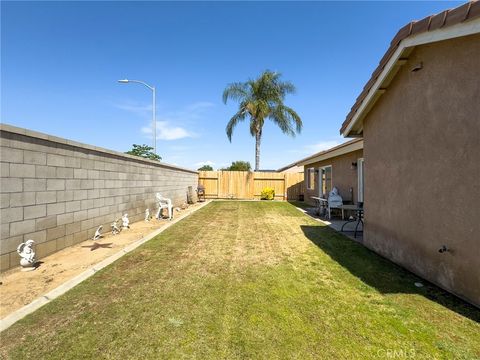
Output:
top-left (125, 144), bottom-right (161, 161)
top-left (198, 164), bottom-right (214, 171)
top-left (222, 161), bottom-right (251, 171)
top-left (223, 70), bottom-right (302, 171)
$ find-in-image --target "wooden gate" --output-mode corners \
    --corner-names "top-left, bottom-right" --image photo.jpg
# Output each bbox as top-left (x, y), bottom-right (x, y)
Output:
top-left (198, 171), bottom-right (304, 200)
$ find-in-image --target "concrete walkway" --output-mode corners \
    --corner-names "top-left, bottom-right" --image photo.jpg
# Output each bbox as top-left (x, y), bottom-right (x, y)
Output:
top-left (295, 206), bottom-right (363, 243)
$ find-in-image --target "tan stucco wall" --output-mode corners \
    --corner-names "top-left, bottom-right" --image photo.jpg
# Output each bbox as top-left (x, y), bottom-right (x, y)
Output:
top-left (304, 149), bottom-right (363, 205)
top-left (362, 34), bottom-right (480, 306)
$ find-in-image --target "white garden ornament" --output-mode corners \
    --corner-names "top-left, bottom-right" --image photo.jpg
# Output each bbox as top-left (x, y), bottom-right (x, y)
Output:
top-left (93, 225), bottom-right (103, 241)
top-left (111, 220), bottom-right (121, 235)
top-left (145, 208), bottom-right (151, 222)
top-left (156, 193), bottom-right (173, 220)
top-left (17, 239), bottom-right (37, 270)
top-left (122, 213), bottom-right (130, 229)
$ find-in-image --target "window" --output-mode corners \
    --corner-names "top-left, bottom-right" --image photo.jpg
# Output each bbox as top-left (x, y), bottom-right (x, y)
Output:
top-left (306, 167), bottom-right (315, 190)
top-left (319, 165), bottom-right (332, 197)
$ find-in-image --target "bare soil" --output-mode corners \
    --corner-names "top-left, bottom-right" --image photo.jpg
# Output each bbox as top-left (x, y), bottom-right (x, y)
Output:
top-left (0, 202), bottom-right (205, 318)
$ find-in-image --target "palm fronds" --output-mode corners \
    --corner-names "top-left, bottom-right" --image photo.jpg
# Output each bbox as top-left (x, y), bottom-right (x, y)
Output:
top-left (222, 70), bottom-right (302, 170)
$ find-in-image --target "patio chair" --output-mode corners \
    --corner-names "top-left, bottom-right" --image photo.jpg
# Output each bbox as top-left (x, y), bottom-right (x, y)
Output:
top-left (197, 185), bottom-right (206, 202)
top-left (156, 193), bottom-right (173, 220)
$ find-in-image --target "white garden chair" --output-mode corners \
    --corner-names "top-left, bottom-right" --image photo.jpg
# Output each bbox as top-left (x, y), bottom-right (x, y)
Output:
top-left (156, 193), bottom-right (173, 220)
top-left (327, 187), bottom-right (343, 219)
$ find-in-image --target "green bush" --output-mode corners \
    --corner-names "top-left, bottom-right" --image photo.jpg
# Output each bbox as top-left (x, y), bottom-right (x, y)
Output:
top-left (260, 187), bottom-right (275, 200)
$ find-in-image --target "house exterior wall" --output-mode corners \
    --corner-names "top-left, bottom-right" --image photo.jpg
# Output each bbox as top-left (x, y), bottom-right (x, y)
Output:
top-left (303, 149), bottom-right (363, 205)
top-left (0, 125), bottom-right (198, 272)
top-left (362, 34), bottom-right (480, 306)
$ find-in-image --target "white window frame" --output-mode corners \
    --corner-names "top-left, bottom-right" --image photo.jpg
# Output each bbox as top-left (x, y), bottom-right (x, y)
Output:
top-left (357, 158), bottom-right (364, 203)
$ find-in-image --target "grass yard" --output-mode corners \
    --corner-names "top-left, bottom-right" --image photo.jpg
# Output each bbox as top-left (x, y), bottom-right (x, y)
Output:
top-left (1, 201), bottom-right (479, 359)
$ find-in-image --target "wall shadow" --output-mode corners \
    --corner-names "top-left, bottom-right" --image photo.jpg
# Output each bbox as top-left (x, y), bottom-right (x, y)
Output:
top-left (287, 200), bottom-right (311, 210)
top-left (300, 224), bottom-right (480, 322)
top-left (286, 180), bottom-right (304, 201)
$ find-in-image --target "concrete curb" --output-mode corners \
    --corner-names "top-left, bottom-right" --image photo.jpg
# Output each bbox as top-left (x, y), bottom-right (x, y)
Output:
top-left (291, 204), bottom-right (328, 224)
top-left (0, 201), bottom-right (210, 333)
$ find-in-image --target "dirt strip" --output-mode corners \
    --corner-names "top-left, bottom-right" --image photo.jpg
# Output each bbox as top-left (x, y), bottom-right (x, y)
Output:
top-left (0, 201), bottom-right (208, 318)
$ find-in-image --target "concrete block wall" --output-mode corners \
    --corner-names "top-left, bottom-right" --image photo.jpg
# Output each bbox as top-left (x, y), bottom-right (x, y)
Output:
top-left (0, 124), bottom-right (198, 271)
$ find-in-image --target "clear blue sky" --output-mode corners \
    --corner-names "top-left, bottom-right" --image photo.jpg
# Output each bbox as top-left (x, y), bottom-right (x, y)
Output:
top-left (1, 1), bottom-right (461, 170)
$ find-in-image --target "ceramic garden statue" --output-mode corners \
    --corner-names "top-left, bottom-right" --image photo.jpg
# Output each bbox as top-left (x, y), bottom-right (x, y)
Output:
top-left (93, 225), bottom-right (103, 241)
top-left (111, 220), bottom-right (120, 235)
top-left (145, 209), bottom-right (151, 222)
top-left (122, 214), bottom-right (130, 229)
top-left (17, 239), bottom-right (37, 270)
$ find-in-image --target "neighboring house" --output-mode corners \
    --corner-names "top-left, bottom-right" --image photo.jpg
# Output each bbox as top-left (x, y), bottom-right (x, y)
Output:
top-left (276, 163), bottom-right (304, 174)
top-left (340, 2), bottom-right (480, 306)
top-left (275, 163), bottom-right (305, 201)
top-left (297, 139), bottom-right (363, 206)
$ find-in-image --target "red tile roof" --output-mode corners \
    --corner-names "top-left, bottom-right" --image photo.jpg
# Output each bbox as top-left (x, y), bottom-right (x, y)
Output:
top-left (340, 1), bottom-right (480, 135)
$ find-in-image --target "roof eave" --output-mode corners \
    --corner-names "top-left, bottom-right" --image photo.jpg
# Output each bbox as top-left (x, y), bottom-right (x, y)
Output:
top-left (298, 139), bottom-right (364, 167)
top-left (342, 17), bottom-right (480, 138)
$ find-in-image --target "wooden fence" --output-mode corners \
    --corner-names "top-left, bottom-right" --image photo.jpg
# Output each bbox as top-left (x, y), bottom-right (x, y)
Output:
top-left (198, 171), bottom-right (304, 200)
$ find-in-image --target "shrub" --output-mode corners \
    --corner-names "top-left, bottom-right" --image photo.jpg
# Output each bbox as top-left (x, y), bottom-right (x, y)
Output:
top-left (198, 165), bottom-right (213, 171)
top-left (222, 161), bottom-right (251, 171)
top-left (260, 187), bottom-right (275, 200)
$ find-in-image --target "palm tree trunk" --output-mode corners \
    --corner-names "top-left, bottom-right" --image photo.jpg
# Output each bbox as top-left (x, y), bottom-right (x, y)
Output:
top-left (255, 128), bottom-right (261, 171)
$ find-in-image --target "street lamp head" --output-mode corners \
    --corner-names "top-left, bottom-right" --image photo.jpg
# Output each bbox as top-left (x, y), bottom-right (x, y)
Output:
top-left (116, 77), bottom-right (156, 155)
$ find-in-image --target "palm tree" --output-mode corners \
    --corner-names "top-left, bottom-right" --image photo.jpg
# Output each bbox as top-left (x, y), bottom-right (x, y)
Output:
top-left (223, 70), bottom-right (302, 171)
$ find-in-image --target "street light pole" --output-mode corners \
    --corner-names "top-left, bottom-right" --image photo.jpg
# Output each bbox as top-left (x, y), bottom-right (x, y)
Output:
top-left (118, 79), bottom-right (157, 155)
top-left (152, 86), bottom-right (156, 155)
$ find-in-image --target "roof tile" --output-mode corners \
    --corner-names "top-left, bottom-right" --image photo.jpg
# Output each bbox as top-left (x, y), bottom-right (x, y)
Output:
top-left (444, 2), bottom-right (471, 26)
top-left (469, 1), bottom-right (480, 18)
top-left (411, 16), bottom-right (432, 34)
top-left (391, 22), bottom-right (413, 46)
top-left (429, 10), bottom-right (449, 30)
top-left (379, 44), bottom-right (398, 69)
top-left (363, 76), bottom-right (377, 93)
top-left (370, 66), bottom-right (383, 81)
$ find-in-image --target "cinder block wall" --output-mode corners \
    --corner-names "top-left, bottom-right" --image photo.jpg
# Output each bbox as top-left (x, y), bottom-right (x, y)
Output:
top-left (0, 124), bottom-right (198, 271)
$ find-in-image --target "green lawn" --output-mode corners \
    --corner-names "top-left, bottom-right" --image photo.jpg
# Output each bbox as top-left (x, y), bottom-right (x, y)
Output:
top-left (1, 201), bottom-right (479, 359)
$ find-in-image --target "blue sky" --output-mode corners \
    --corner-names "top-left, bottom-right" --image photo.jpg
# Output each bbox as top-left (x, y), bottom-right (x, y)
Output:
top-left (1, 1), bottom-right (461, 170)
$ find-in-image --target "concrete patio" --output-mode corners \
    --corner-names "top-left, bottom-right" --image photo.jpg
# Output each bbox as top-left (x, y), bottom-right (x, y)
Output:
top-left (298, 206), bottom-right (363, 242)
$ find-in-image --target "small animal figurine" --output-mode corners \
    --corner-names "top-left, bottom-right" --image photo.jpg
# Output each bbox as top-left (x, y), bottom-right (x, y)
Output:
top-left (17, 239), bottom-right (37, 270)
top-left (93, 225), bottom-right (103, 241)
top-left (145, 208), bottom-right (151, 222)
top-left (111, 220), bottom-right (121, 235)
top-left (122, 213), bottom-right (130, 229)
